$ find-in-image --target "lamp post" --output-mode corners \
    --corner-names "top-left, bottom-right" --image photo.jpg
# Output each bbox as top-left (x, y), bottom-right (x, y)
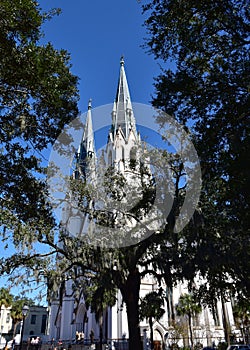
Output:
top-left (20, 305), bottom-right (29, 350)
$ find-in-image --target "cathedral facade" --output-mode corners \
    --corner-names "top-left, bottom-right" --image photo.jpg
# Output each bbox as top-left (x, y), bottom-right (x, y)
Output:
top-left (48, 58), bottom-right (239, 349)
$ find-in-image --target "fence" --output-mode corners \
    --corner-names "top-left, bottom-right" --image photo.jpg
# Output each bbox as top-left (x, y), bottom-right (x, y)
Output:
top-left (15, 334), bottom-right (249, 350)
top-left (24, 338), bottom-right (129, 350)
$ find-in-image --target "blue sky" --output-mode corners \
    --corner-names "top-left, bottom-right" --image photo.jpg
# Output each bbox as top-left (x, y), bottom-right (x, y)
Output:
top-left (39, 0), bottom-right (162, 112)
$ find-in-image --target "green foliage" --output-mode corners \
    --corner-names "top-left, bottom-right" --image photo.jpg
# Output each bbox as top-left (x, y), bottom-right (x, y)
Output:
top-left (0, 0), bottom-right (79, 285)
top-left (10, 297), bottom-right (34, 330)
top-left (142, 0), bottom-right (250, 301)
top-left (139, 291), bottom-right (165, 349)
top-left (85, 272), bottom-right (117, 323)
top-left (176, 293), bottom-right (202, 348)
top-left (139, 291), bottom-right (165, 321)
top-left (232, 299), bottom-right (250, 328)
top-left (0, 288), bottom-right (34, 337)
top-left (176, 293), bottom-right (201, 318)
top-left (0, 287), bottom-right (13, 308)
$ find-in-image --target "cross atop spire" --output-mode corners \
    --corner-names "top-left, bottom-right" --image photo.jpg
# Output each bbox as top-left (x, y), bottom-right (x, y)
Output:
top-left (112, 56), bottom-right (137, 140)
top-left (120, 55), bottom-right (125, 66)
top-left (88, 98), bottom-right (92, 110)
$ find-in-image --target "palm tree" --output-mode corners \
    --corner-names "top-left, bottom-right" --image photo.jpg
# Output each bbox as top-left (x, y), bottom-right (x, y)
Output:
top-left (139, 291), bottom-right (165, 350)
top-left (0, 288), bottom-right (13, 345)
top-left (10, 300), bottom-right (25, 341)
top-left (176, 293), bottom-right (201, 349)
top-left (85, 277), bottom-right (116, 349)
top-left (233, 299), bottom-right (250, 343)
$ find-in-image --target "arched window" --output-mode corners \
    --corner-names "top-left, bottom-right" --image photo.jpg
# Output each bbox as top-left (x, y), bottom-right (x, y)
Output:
top-left (121, 146), bottom-right (125, 162)
top-left (130, 147), bottom-right (137, 169)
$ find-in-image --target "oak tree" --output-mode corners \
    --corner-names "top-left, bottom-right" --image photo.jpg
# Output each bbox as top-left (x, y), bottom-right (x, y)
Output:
top-left (0, 0), bottom-right (79, 285)
top-left (142, 0), bottom-right (250, 303)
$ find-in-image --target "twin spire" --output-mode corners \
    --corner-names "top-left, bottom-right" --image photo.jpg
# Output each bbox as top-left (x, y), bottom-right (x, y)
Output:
top-left (75, 98), bottom-right (95, 178)
top-left (77, 57), bottom-right (138, 177)
top-left (112, 56), bottom-right (137, 139)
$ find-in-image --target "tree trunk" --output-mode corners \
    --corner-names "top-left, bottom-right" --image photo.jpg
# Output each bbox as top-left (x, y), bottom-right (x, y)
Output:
top-left (99, 315), bottom-right (103, 350)
top-left (221, 296), bottom-right (230, 345)
top-left (13, 323), bottom-right (17, 338)
top-left (188, 313), bottom-right (193, 349)
top-left (122, 268), bottom-right (142, 350)
top-left (149, 317), bottom-right (154, 350)
top-left (12, 322), bottom-right (18, 345)
top-left (170, 286), bottom-right (175, 325)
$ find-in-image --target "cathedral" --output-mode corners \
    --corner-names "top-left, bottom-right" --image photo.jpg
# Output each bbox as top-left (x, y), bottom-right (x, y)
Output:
top-left (48, 58), bottom-right (239, 349)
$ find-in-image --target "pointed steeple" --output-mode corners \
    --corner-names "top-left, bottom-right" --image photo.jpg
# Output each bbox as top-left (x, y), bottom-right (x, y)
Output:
top-left (75, 99), bottom-right (96, 179)
top-left (112, 56), bottom-right (137, 140)
top-left (82, 99), bottom-right (95, 157)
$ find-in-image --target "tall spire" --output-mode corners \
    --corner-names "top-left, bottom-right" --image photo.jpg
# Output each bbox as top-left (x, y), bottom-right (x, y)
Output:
top-left (112, 56), bottom-right (137, 139)
top-left (82, 98), bottom-right (95, 156)
top-left (82, 99), bottom-right (95, 156)
top-left (76, 99), bottom-right (96, 179)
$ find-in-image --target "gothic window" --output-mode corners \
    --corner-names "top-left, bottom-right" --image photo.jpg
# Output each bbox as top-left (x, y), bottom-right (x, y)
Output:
top-left (130, 147), bottom-right (137, 169)
top-left (108, 151), bottom-right (112, 166)
top-left (122, 147), bottom-right (125, 162)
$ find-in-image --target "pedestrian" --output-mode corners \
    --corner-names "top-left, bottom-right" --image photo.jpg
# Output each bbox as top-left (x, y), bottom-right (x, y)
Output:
top-left (90, 330), bottom-right (94, 344)
top-left (80, 332), bottom-right (84, 343)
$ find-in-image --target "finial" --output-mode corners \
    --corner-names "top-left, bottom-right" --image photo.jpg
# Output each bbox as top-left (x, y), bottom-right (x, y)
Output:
top-left (88, 98), bottom-right (92, 110)
top-left (120, 55), bottom-right (124, 66)
top-left (112, 99), bottom-right (116, 112)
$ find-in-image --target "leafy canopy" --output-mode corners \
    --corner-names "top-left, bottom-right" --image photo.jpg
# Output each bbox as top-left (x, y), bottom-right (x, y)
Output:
top-left (142, 0), bottom-right (250, 302)
top-left (0, 0), bottom-right (79, 292)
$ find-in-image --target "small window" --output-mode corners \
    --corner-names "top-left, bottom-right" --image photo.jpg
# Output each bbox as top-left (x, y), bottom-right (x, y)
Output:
top-left (6, 313), bottom-right (10, 323)
top-left (41, 314), bottom-right (47, 334)
top-left (31, 315), bottom-right (36, 325)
